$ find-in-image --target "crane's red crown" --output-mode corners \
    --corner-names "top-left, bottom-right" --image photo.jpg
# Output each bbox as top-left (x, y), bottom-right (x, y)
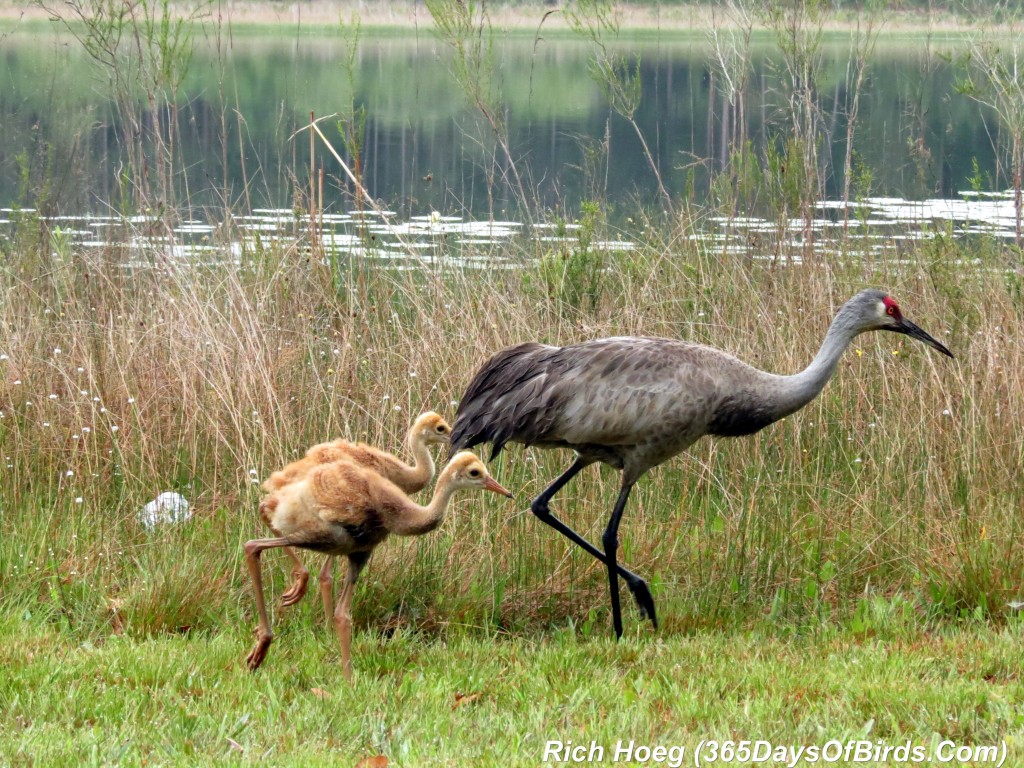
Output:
top-left (882, 296), bottom-right (902, 319)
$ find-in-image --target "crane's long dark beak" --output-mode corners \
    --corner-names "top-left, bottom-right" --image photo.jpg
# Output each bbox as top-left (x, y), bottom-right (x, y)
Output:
top-left (890, 318), bottom-right (955, 358)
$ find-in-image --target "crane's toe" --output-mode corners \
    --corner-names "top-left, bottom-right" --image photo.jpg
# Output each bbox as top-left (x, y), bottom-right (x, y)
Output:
top-left (246, 634), bottom-right (273, 671)
top-left (280, 576), bottom-right (309, 607)
top-left (625, 577), bottom-right (658, 629)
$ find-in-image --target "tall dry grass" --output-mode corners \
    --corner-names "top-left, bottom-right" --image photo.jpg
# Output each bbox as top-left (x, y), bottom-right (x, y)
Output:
top-left (1, 213), bottom-right (1021, 641)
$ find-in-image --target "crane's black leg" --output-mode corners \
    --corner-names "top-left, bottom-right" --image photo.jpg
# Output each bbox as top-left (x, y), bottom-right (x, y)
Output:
top-left (531, 460), bottom-right (657, 628)
top-left (601, 482), bottom-right (634, 640)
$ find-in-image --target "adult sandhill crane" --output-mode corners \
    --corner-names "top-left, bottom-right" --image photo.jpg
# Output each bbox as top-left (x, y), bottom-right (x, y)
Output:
top-left (262, 412), bottom-right (451, 619)
top-left (449, 289), bottom-right (954, 638)
top-left (245, 451), bottom-right (513, 676)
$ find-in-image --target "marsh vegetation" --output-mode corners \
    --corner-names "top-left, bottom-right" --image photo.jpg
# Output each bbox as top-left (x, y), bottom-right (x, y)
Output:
top-left (1, 0), bottom-right (1023, 763)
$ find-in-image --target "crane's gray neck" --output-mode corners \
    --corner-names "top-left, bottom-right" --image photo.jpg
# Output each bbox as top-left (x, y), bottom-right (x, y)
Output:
top-left (771, 302), bottom-right (864, 419)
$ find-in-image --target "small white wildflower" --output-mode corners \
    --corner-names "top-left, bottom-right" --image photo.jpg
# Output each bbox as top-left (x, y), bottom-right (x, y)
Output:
top-left (0, 354), bottom-right (8, 361)
top-left (393, 405), bottom-right (402, 412)
top-left (111, 425), bottom-right (119, 432)
top-left (127, 397), bottom-right (135, 404)
top-left (75, 497), bottom-right (83, 504)
top-left (80, 390), bottom-right (88, 396)
top-left (942, 409), bottom-right (951, 416)
top-left (77, 367), bottom-right (84, 373)
top-left (66, 470), bottom-right (74, 477)
top-left (42, 422), bottom-right (50, 427)
top-left (854, 457), bottom-right (863, 464)
top-left (82, 427), bottom-right (90, 433)
top-left (248, 468), bottom-right (258, 476)
top-left (49, 394), bottom-right (58, 400)
top-left (13, 380), bottom-right (21, 385)
top-left (53, 347), bottom-right (61, 355)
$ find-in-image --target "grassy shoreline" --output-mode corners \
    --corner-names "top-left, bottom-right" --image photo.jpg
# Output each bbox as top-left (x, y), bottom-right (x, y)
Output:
top-left (2, 205), bottom-right (1022, 763)
top-left (0, 0), bottom-right (1004, 34)
top-left (2, 210), bottom-right (1021, 630)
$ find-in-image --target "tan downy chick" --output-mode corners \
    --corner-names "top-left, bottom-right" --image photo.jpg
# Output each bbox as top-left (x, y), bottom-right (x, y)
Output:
top-left (244, 451), bottom-right (513, 677)
top-left (261, 412), bottom-right (451, 617)
top-left (263, 412), bottom-right (452, 494)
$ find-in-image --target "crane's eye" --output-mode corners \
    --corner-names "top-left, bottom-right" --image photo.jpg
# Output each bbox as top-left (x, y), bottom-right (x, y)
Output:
top-left (886, 305), bottom-right (897, 317)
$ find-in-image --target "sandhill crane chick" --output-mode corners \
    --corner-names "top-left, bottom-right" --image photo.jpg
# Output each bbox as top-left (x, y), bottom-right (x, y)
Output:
top-left (244, 451), bottom-right (512, 677)
top-left (262, 412), bottom-right (451, 616)
top-left (263, 412), bottom-right (451, 494)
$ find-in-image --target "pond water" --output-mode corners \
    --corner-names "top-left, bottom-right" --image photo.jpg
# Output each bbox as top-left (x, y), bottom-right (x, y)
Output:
top-left (0, 21), bottom-right (1009, 224)
top-left (3, 190), bottom-right (1015, 275)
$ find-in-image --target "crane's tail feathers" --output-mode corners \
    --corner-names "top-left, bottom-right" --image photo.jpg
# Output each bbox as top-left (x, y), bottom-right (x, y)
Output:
top-left (450, 342), bottom-right (561, 457)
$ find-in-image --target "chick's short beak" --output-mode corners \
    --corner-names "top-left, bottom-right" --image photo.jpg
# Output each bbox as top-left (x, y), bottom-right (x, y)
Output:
top-left (483, 476), bottom-right (514, 498)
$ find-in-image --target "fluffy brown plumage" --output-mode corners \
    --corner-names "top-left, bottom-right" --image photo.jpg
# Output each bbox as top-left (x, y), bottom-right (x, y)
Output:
top-left (263, 411), bottom-right (451, 494)
top-left (244, 451), bottom-right (512, 676)
top-left (261, 412), bottom-right (451, 615)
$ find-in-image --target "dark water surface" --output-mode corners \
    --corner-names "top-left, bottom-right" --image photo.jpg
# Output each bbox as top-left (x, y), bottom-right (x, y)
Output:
top-left (0, 23), bottom-right (1004, 219)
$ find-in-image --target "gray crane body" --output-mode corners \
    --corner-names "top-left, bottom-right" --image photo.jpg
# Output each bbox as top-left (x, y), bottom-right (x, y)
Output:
top-left (454, 330), bottom-right (853, 481)
top-left (450, 289), bottom-right (953, 637)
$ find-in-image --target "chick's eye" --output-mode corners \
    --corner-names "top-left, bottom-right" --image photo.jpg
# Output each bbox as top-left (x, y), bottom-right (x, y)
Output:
top-left (468, 469), bottom-right (481, 477)
top-left (437, 426), bottom-right (448, 433)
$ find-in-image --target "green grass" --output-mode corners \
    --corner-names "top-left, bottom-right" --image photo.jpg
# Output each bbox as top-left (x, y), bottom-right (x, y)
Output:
top-left (1, 607), bottom-right (1021, 766)
top-left (2, 204), bottom-right (1024, 764)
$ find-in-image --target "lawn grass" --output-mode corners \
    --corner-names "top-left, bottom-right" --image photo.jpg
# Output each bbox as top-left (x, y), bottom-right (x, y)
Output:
top-left (1, 607), bottom-right (1021, 766)
top-left (2, 212), bottom-right (1023, 764)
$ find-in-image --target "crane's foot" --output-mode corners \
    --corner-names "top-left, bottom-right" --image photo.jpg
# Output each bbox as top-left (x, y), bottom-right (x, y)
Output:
top-left (246, 633), bottom-right (273, 671)
top-left (624, 575), bottom-right (658, 629)
top-left (280, 573), bottom-right (309, 607)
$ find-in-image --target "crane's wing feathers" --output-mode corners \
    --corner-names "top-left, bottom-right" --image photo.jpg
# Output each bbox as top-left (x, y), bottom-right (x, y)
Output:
top-left (451, 342), bottom-right (566, 456)
top-left (451, 337), bottom-right (740, 457)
